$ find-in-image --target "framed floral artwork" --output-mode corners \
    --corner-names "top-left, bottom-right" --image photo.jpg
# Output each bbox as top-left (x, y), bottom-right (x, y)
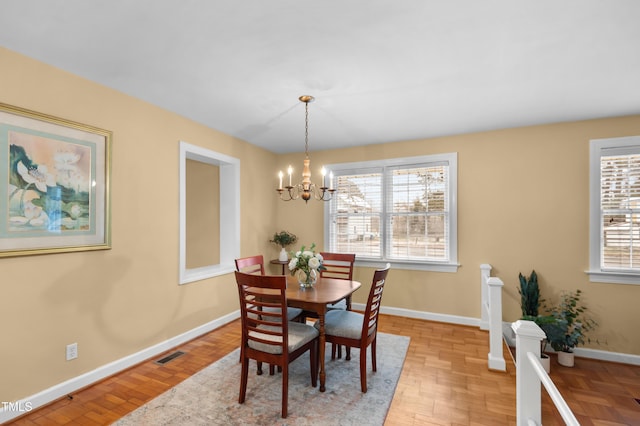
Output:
top-left (0, 103), bottom-right (111, 257)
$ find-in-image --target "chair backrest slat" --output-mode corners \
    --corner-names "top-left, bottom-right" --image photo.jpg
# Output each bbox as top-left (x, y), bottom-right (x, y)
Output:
top-left (235, 271), bottom-right (287, 353)
top-left (235, 255), bottom-right (265, 275)
top-left (319, 252), bottom-right (355, 280)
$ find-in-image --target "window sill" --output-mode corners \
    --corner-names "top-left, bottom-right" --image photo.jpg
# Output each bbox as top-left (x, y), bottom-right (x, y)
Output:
top-left (180, 263), bottom-right (235, 285)
top-left (356, 259), bottom-right (459, 273)
top-left (586, 270), bottom-right (640, 285)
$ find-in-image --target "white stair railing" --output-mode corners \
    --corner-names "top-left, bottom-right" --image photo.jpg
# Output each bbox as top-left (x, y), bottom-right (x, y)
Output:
top-left (512, 320), bottom-right (579, 426)
top-left (480, 264), bottom-right (506, 371)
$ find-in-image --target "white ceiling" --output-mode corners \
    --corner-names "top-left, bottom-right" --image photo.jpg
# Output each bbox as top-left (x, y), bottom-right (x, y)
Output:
top-left (1, 1), bottom-right (639, 153)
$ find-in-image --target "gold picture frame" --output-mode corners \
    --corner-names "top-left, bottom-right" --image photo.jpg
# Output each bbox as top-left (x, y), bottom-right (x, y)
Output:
top-left (0, 103), bottom-right (111, 257)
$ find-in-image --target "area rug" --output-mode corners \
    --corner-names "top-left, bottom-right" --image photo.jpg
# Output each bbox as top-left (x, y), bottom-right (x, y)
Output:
top-left (114, 332), bottom-right (410, 425)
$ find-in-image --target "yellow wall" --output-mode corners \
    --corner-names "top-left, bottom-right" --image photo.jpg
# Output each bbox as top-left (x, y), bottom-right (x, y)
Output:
top-left (2, 46), bottom-right (640, 404)
top-left (275, 117), bottom-right (640, 356)
top-left (186, 160), bottom-right (220, 269)
top-left (0, 47), bottom-right (278, 401)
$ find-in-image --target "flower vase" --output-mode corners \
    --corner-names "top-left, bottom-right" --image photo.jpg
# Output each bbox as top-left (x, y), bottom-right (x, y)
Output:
top-left (296, 268), bottom-right (317, 288)
top-left (278, 247), bottom-right (288, 262)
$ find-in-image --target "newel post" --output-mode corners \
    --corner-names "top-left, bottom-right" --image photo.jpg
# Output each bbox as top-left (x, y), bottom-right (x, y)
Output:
top-left (512, 320), bottom-right (546, 426)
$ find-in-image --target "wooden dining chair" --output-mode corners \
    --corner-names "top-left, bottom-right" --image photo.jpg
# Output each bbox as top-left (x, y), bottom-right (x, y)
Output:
top-left (235, 255), bottom-right (303, 322)
top-left (316, 263), bottom-right (390, 393)
top-left (235, 271), bottom-right (319, 418)
top-left (308, 252), bottom-right (356, 358)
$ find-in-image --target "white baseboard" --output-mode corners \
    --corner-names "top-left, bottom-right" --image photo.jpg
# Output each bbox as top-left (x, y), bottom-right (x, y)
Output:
top-left (353, 303), bottom-right (481, 327)
top-left (571, 346), bottom-right (640, 366)
top-left (501, 320), bottom-right (640, 367)
top-left (0, 311), bottom-right (240, 424)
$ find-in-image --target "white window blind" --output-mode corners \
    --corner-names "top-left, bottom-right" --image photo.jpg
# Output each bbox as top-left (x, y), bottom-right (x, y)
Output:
top-left (330, 171), bottom-right (382, 257)
top-left (325, 154), bottom-right (458, 272)
top-left (387, 164), bottom-right (449, 261)
top-left (600, 153), bottom-right (640, 270)
top-left (589, 136), bottom-right (640, 284)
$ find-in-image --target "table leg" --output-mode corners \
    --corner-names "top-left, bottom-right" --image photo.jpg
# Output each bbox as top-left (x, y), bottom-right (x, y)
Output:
top-left (318, 313), bottom-right (326, 392)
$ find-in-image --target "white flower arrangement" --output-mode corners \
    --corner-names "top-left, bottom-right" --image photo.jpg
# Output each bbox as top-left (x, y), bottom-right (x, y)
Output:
top-left (288, 243), bottom-right (326, 282)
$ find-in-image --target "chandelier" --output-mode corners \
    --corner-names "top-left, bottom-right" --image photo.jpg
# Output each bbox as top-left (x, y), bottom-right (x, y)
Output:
top-left (276, 95), bottom-right (336, 203)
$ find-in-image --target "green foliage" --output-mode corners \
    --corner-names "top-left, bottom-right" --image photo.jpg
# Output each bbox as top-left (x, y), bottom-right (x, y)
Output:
top-left (539, 289), bottom-right (598, 353)
top-left (269, 230), bottom-right (298, 248)
top-left (518, 270), bottom-right (542, 317)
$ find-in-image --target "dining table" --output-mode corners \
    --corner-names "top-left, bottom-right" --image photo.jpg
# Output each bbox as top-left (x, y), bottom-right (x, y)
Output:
top-left (285, 275), bottom-right (361, 392)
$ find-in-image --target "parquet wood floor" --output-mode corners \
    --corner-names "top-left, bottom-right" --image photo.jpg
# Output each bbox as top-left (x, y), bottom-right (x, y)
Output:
top-left (6, 315), bottom-right (640, 425)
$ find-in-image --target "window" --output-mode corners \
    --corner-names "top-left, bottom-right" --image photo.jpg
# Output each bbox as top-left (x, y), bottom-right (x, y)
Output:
top-left (589, 136), bottom-right (640, 284)
top-left (324, 153), bottom-right (458, 272)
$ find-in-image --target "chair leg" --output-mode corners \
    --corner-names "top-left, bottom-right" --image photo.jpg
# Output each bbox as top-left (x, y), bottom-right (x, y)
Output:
top-left (346, 346), bottom-right (351, 361)
top-left (257, 361), bottom-right (263, 375)
top-left (310, 340), bottom-right (318, 388)
top-left (337, 344), bottom-right (343, 359)
top-left (239, 357), bottom-right (249, 403)
top-left (360, 345), bottom-right (368, 393)
top-left (371, 335), bottom-right (377, 372)
top-left (331, 343), bottom-right (337, 360)
top-left (282, 363), bottom-right (289, 418)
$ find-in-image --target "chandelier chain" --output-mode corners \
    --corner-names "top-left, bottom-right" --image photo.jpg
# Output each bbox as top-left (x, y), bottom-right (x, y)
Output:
top-left (304, 100), bottom-right (309, 157)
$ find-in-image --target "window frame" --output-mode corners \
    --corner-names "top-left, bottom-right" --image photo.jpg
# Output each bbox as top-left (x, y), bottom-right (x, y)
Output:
top-left (588, 135), bottom-right (640, 285)
top-left (323, 153), bottom-right (458, 272)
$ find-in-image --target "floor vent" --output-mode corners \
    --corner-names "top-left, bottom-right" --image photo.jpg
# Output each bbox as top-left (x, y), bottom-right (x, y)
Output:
top-left (155, 351), bottom-right (185, 365)
top-left (635, 398), bottom-right (640, 405)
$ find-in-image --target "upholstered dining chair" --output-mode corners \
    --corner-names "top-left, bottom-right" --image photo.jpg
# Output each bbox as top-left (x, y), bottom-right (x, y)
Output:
top-left (235, 271), bottom-right (319, 418)
top-left (316, 263), bottom-right (390, 393)
top-left (235, 255), bottom-right (303, 322)
top-left (308, 252), bottom-right (356, 359)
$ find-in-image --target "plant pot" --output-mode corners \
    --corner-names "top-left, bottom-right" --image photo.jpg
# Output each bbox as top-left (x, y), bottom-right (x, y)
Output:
top-left (278, 247), bottom-right (288, 261)
top-left (557, 351), bottom-right (574, 367)
top-left (540, 354), bottom-right (551, 373)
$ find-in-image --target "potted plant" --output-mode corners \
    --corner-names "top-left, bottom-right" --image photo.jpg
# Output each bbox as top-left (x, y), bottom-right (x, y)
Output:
top-left (517, 270), bottom-right (552, 372)
top-left (540, 289), bottom-right (598, 367)
top-left (270, 230), bottom-right (298, 261)
top-left (518, 270), bottom-right (543, 319)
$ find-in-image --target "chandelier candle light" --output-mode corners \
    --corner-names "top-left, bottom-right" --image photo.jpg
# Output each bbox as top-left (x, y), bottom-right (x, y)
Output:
top-left (276, 95), bottom-right (336, 203)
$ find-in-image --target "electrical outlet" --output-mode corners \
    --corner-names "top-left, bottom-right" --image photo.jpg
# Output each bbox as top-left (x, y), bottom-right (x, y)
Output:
top-left (66, 343), bottom-right (78, 361)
